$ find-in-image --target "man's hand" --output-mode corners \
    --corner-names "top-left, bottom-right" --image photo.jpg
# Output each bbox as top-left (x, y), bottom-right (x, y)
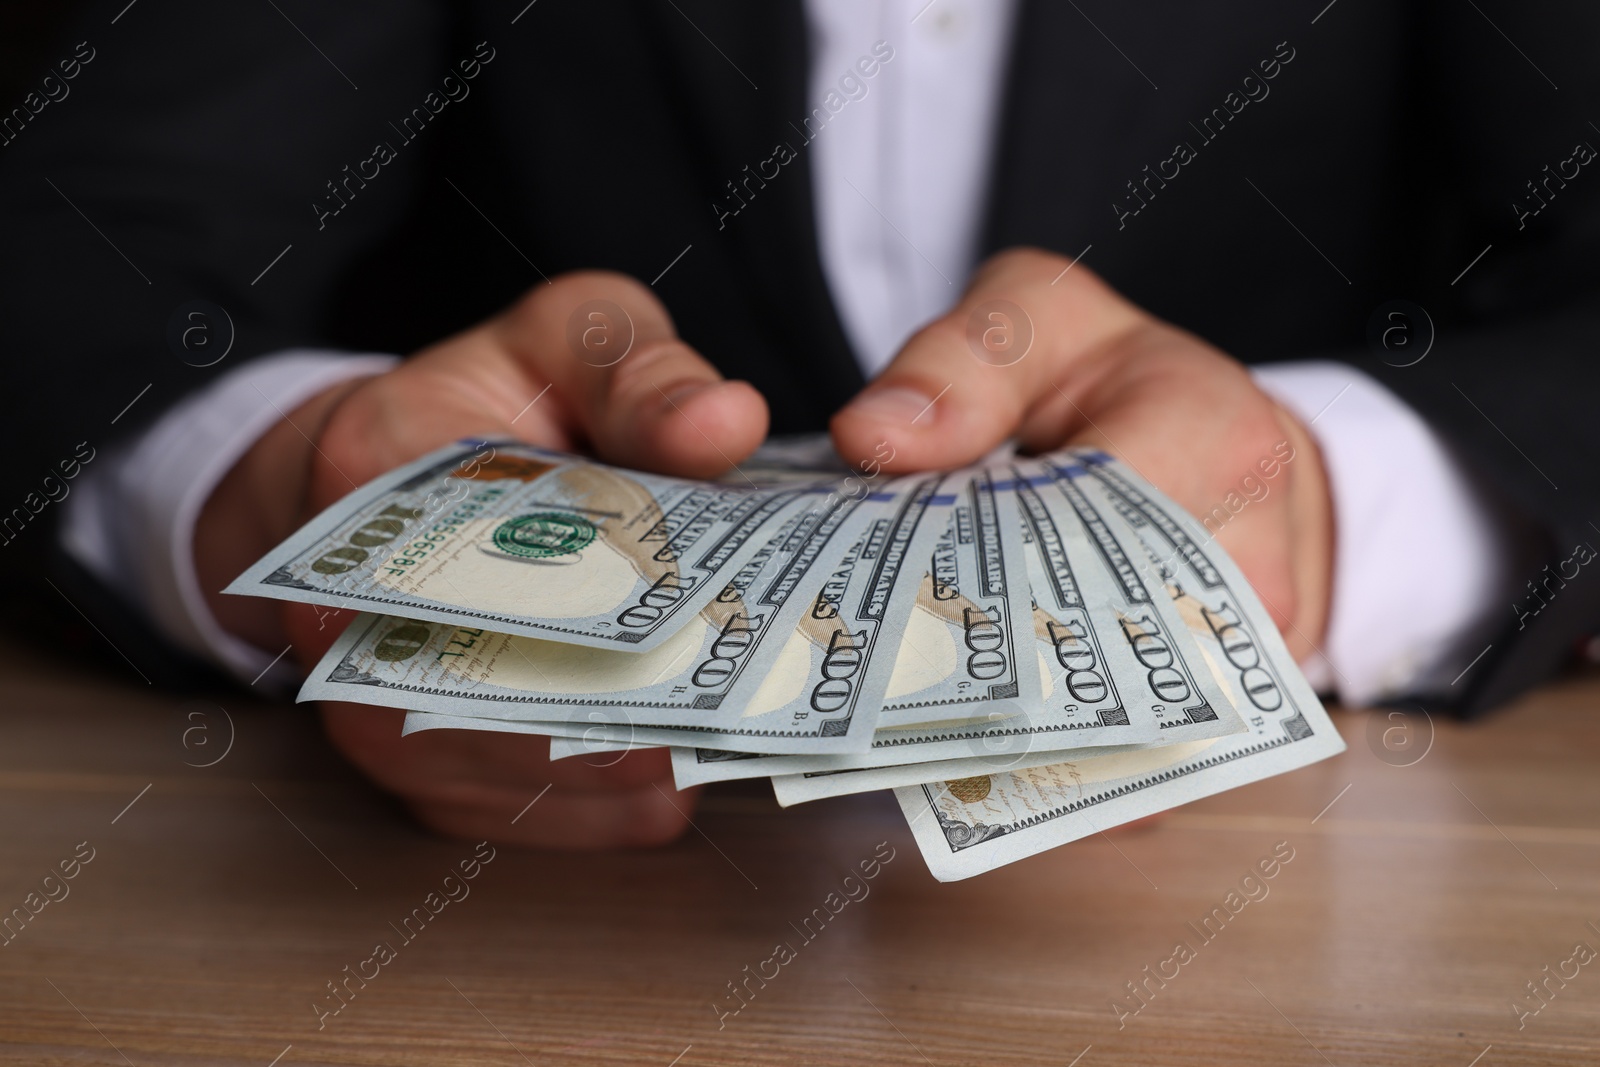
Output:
top-left (831, 247), bottom-right (1334, 660)
top-left (196, 272), bottom-right (768, 848)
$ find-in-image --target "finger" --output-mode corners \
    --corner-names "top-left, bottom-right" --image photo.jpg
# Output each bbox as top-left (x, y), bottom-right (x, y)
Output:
top-left (318, 705), bottom-right (700, 847)
top-left (831, 248), bottom-right (1144, 472)
top-left (493, 272), bottom-right (769, 479)
top-left (409, 780), bottom-right (702, 849)
top-left (318, 705), bottom-right (676, 794)
top-left (284, 602), bottom-right (357, 673)
top-left (1043, 361), bottom-right (1308, 634)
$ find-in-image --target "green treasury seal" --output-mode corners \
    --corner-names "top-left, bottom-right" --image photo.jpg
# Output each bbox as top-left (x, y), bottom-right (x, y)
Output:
top-left (491, 512), bottom-right (598, 559)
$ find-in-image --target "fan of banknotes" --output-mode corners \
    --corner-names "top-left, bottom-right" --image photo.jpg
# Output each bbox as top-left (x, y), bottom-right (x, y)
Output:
top-left (227, 437), bottom-right (1344, 880)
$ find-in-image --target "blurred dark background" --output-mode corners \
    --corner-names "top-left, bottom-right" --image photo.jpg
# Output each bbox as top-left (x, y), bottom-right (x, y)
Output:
top-left (0, 2), bottom-right (85, 100)
top-left (0, 0), bottom-right (208, 688)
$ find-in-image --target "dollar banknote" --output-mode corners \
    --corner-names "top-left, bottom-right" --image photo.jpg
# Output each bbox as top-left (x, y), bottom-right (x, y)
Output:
top-left (697, 472), bottom-right (954, 741)
top-left (660, 468), bottom-right (1040, 784)
top-left (236, 438), bottom-right (1341, 881)
top-left (1012, 457), bottom-right (1245, 738)
top-left (300, 480), bottom-right (927, 754)
top-left (548, 733), bottom-right (650, 760)
top-left (666, 456), bottom-right (1249, 787)
top-left (395, 711), bottom-right (1135, 796)
top-left (668, 731), bottom-right (1116, 788)
top-left (893, 450), bottom-right (1344, 881)
top-left (770, 736), bottom-right (1214, 806)
top-left (875, 468), bottom-right (1041, 725)
top-left (228, 439), bottom-right (826, 652)
top-left (426, 471), bottom-right (953, 764)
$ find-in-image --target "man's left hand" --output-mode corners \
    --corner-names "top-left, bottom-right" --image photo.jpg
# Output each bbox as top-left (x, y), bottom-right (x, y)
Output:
top-left (830, 247), bottom-right (1335, 660)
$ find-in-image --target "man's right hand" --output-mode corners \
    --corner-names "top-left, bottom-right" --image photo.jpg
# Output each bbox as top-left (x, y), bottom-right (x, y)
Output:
top-left (195, 272), bottom-right (769, 848)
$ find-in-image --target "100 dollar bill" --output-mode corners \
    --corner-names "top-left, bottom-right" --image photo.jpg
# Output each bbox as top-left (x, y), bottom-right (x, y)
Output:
top-left (894, 451), bottom-right (1344, 881)
top-left (228, 440), bottom-right (822, 653)
top-left (675, 459), bottom-right (1252, 787)
top-left (877, 469), bottom-right (1041, 725)
top-left (300, 482), bottom-right (923, 754)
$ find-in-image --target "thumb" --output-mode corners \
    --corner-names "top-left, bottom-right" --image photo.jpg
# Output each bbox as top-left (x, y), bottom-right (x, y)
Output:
top-left (495, 272), bottom-right (769, 480)
top-left (829, 248), bottom-right (1143, 472)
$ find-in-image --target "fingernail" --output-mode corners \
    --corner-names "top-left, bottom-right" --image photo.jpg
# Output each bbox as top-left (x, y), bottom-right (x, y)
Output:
top-left (844, 385), bottom-right (937, 426)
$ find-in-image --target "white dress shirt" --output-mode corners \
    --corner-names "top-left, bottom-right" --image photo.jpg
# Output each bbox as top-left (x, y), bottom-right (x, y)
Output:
top-left (62, 0), bottom-right (1515, 705)
top-left (808, 0), bottom-right (1021, 373)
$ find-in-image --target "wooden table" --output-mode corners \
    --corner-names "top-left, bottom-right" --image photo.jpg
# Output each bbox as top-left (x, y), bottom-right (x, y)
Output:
top-left (2, 649), bottom-right (1598, 1067)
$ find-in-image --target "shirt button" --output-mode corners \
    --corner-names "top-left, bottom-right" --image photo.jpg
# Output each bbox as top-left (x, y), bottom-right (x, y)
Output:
top-left (925, 2), bottom-right (965, 41)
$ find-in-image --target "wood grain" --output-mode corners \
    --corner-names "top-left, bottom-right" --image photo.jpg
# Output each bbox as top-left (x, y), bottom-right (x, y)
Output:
top-left (1, 649), bottom-right (1597, 1066)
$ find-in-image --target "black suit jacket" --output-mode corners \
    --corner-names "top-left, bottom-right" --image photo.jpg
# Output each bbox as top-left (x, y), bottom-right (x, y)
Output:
top-left (2, 0), bottom-right (1597, 713)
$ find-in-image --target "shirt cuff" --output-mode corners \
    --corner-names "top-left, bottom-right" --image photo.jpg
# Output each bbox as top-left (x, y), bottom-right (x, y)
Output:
top-left (61, 350), bottom-right (400, 686)
top-left (1252, 361), bottom-right (1516, 706)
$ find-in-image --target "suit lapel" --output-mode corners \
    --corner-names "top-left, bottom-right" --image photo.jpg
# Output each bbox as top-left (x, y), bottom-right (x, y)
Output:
top-left (636, 0), bottom-right (865, 415)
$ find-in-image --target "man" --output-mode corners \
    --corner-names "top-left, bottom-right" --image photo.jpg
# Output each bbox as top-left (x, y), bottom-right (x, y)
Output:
top-left (2, 0), bottom-right (1596, 849)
